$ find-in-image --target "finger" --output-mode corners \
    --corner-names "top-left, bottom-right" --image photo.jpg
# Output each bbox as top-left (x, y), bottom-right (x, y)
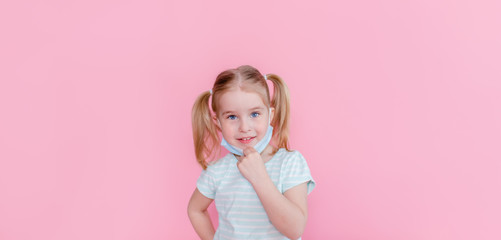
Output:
top-left (243, 147), bottom-right (257, 156)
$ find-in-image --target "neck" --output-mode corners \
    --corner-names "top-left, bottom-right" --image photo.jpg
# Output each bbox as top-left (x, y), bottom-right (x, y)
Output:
top-left (235, 144), bottom-right (276, 162)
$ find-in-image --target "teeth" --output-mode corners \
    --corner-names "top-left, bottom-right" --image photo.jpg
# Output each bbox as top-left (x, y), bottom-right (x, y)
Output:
top-left (241, 137), bottom-right (252, 140)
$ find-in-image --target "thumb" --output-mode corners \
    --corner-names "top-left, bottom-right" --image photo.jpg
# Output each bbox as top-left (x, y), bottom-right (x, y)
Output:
top-left (243, 147), bottom-right (257, 157)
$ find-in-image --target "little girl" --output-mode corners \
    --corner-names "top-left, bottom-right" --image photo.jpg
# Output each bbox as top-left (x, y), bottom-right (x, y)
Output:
top-left (188, 65), bottom-right (315, 240)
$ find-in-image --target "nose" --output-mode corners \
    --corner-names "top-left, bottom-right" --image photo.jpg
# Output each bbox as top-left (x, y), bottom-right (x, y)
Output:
top-left (238, 118), bottom-right (251, 132)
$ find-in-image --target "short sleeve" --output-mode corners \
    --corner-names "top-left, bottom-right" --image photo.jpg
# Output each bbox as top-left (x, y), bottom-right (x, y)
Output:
top-left (196, 168), bottom-right (217, 199)
top-left (281, 151), bottom-right (316, 194)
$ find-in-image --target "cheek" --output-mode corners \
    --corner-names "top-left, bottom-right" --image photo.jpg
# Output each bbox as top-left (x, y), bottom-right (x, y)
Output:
top-left (257, 121), bottom-right (269, 134)
top-left (220, 122), bottom-right (236, 136)
top-left (222, 128), bottom-right (231, 137)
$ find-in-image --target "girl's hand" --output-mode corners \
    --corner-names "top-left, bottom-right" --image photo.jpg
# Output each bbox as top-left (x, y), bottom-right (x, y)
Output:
top-left (237, 147), bottom-right (268, 184)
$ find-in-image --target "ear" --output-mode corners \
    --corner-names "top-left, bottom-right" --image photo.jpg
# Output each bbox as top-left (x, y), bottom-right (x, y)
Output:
top-left (212, 114), bottom-right (221, 129)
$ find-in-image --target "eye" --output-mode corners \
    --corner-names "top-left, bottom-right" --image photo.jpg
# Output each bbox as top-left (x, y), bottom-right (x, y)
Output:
top-left (250, 112), bottom-right (260, 118)
top-left (227, 115), bottom-right (237, 120)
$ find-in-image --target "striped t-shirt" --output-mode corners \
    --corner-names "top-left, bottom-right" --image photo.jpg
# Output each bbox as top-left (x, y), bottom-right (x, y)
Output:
top-left (197, 148), bottom-right (316, 240)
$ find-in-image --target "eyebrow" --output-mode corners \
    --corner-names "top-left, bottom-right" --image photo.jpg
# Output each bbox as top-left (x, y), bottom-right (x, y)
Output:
top-left (221, 107), bottom-right (265, 116)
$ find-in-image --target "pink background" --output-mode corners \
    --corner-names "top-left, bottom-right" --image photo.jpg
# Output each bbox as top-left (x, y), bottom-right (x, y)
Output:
top-left (1, 0), bottom-right (500, 239)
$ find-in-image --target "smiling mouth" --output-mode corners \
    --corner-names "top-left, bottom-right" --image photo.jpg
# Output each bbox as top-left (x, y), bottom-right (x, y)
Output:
top-left (238, 136), bottom-right (256, 144)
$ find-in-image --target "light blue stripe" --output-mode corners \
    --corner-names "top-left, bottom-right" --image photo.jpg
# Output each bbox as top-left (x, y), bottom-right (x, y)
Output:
top-left (218, 224), bottom-right (281, 234)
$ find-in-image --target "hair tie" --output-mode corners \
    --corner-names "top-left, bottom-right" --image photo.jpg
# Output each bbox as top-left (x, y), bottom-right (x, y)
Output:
top-left (263, 74), bottom-right (268, 81)
top-left (209, 89), bottom-right (213, 95)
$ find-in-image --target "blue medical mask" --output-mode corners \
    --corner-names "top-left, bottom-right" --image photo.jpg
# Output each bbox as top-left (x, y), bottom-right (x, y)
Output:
top-left (220, 109), bottom-right (273, 156)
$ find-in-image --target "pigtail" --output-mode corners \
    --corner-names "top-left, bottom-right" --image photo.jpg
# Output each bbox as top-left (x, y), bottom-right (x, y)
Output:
top-left (191, 91), bottom-right (219, 170)
top-left (266, 74), bottom-right (291, 152)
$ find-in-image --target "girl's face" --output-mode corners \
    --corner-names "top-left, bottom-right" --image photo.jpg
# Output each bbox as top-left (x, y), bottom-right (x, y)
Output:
top-left (216, 88), bottom-right (274, 151)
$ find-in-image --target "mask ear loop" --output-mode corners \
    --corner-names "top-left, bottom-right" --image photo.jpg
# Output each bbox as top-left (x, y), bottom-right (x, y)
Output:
top-left (268, 108), bottom-right (271, 125)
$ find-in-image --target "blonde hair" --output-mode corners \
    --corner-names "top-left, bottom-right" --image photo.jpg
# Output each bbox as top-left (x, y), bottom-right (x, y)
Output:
top-left (191, 65), bottom-right (291, 169)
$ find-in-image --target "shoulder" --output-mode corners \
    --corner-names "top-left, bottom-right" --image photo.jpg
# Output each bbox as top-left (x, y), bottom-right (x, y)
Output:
top-left (275, 148), bottom-right (307, 163)
top-left (204, 153), bottom-right (237, 175)
top-left (270, 148), bottom-right (309, 170)
top-left (275, 149), bottom-right (312, 173)
top-left (196, 153), bottom-right (237, 196)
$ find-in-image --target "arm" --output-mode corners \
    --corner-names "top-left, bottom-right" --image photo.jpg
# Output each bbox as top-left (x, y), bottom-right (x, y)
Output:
top-left (237, 148), bottom-right (308, 240)
top-left (187, 188), bottom-right (215, 240)
top-left (253, 178), bottom-right (308, 240)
